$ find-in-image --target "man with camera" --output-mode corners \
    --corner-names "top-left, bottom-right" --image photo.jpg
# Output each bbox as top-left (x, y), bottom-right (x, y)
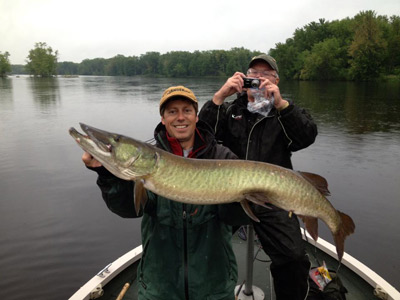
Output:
top-left (199, 54), bottom-right (318, 300)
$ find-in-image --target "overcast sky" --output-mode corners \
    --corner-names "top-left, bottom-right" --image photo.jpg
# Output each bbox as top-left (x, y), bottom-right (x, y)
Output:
top-left (1, 0), bottom-right (399, 65)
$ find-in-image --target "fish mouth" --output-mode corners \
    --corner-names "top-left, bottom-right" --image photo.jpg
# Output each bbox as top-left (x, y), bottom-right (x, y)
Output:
top-left (69, 123), bottom-right (113, 153)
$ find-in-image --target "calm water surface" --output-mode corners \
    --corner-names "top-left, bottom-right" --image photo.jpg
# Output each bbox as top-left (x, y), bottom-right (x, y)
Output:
top-left (0, 76), bottom-right (399, 299)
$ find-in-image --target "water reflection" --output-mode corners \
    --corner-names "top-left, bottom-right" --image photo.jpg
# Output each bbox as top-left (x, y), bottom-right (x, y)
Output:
top-left (27, 77), bottom-right (61, 109)
top-left (281, 80), bottom-right (400, 134)
top-left (0, 78), bottom-right (15, 131)
top-left (0, 77), bottom-right (13, 104)
top-left (1, 76), bottom-right (400, 299)
top-left (343, 81), bottom-right (400, 133)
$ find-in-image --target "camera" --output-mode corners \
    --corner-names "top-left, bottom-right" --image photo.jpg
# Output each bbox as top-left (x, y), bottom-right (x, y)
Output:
top-left (243, 77), bottom-right (260, 89)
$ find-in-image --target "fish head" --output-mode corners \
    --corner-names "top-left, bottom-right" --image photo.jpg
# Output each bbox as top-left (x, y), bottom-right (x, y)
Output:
top-left (69, 123), bottom-right (158, 180)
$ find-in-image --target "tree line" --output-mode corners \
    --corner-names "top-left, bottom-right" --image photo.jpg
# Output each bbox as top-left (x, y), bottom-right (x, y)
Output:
top-left (2, 11), bottom-right (399, 81)
top-left (56, 48), bottom-right (260, 77)
top-left (270, 10), bottom-right (400, 80)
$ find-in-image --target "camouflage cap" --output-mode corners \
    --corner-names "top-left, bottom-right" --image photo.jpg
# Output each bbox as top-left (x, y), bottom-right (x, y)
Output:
top-left (249, 54), bottom-right (279, 73)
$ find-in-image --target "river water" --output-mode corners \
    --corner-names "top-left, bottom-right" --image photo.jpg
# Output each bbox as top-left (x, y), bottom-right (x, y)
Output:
top-left (0, 76), bottom-right (399, 299)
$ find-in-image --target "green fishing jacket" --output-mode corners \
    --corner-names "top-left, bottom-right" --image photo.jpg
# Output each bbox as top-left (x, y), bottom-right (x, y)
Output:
top-left (92, 121), bottom-right (247, 300)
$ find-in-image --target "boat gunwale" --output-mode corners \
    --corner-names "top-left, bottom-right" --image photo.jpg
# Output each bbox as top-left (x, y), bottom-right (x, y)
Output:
top-left (302, 232), bottom-right (400, 300)
top-left (69, 245), bottom-right (143, 300)
top-left (69, 234), bottom-right (400, 300)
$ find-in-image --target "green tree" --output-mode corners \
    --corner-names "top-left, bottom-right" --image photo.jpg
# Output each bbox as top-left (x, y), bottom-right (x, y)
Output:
top-left (11, 64), bottom-right (27, 74)
top-left (268, 11), bottom-right (398, 81)
top-left (161, 51), bottom-right (191, 77)
top-left (57, 61), bottom-right (79, 75)
top-left (140, 52), bottom-right (160, 75)
top-left (78, 58), bottom-right (107, 75)
top-left (348, 11), bottom-right (387, 80)
top-left (0, 51), bottom-right (11, 77)
top-left (225, 47), bottom-right (254, 75)
top-left (385, 15), bottom-right (400, 74)
top-left (300, 38), bottom-right (347, 80)
top-left (125, 56), bottom-right (139, 76)
top-left (26, 42), bottom-right (58, 77)
top-left (106, 54), bottom-right (128, 76)
top-left (196, 50), bottom-right (214, 76)
top-left (293, 19), bottom-right (332, 52)
top-left (270, 39), bottom-right (302, 79)
top-left (211, 50), bottom-right (228, 76)
top-left (187, 51), bottom-right (203, 76)
top-left (328, 18), bottom-right (355, 48)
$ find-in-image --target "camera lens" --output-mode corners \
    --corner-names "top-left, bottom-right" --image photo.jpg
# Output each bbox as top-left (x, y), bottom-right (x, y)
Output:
top-left (251, 79), bottom-right (260, 88)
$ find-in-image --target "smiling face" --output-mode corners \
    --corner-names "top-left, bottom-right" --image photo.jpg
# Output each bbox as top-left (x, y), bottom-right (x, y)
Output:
top-left (161, 98), bottom-right (198, 150)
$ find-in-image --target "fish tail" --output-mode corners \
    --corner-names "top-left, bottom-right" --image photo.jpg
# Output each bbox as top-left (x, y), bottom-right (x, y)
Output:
top-left (333, 211), bottom-right (356, 261)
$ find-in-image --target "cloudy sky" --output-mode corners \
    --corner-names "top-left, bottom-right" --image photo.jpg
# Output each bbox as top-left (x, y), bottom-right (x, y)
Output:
top-left (1, 0), bottom-right (399, 64)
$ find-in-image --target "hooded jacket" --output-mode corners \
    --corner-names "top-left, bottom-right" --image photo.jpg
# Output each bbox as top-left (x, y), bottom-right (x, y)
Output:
top-left (92, 120), bottom-right (245, 300)
top-left (198, 93), bottom-right (317, 168)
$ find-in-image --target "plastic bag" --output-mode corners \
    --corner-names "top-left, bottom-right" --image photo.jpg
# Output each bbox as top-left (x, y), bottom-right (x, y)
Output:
top-left (247, 88), bottom-right (274, 116)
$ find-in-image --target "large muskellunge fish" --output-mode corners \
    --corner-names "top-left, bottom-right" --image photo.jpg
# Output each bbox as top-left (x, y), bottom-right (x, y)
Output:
top-left (69, 123), bottom-right (355, 261)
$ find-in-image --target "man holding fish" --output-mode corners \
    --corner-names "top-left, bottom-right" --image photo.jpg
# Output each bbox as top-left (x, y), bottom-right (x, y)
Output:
top-left (81, 86), bottom-right (247, 300)
top-left (199, 54), bottom-right (318, 300)
top-left (74, 55), bottom-right (355, 300)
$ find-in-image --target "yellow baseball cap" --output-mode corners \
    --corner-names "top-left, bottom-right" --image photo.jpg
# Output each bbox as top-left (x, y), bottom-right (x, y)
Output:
top-left (159, 86), bottom-right (198, 115)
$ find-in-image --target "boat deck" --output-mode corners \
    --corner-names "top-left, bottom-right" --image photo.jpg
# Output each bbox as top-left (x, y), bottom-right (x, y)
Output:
top-left (98, 229), bottom-right (382, 300)
top-left (234, 232), bottom-right (380, 299)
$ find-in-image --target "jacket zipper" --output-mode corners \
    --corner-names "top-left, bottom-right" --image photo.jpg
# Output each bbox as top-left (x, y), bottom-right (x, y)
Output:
top-left (277, 114), bottom-right (293, 147)
top-left (245, 116), bottom-right (267, 160)
top-left (245, 112), bottom-right (293, 160)
top-left (183, 204), bottom-right (189, 300)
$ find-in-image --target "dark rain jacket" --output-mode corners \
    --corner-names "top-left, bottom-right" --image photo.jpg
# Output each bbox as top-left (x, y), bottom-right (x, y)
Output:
top-left (91, 120), bottom-right (246, 300)
top-left (199, 93), bottom-right (317, 299)
top-left (198, 93), bottom-right (318, 168)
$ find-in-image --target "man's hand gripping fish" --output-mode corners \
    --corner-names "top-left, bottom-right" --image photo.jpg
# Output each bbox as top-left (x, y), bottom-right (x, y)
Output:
top-left (69, 123), bottom-right (355, 261)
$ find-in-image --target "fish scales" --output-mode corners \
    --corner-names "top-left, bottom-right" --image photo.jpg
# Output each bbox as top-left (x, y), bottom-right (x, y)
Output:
top-left (149, 155), bottom-right (272, 203)
top-left (146, 151), bottom-right (340, 232)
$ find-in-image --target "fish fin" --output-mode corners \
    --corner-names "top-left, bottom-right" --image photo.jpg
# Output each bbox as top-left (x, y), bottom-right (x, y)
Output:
top-left (244, 193), bottom-right (273, 209)
top-left (297, 171), bottom-right (331, 196)
top-left (240, 200), bottom-right (260, 222)
top-left (134, 179), bottom-right (148, 216)
top-left (333, 211), bottom-right (356, 261)
top-left (299, 215), bottom-right (319, 241)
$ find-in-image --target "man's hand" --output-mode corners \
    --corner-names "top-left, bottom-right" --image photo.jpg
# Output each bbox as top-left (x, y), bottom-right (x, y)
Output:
top-left (82, 152), bottom-right (102, 168)
top-left (259, 78), bottom-right (289, 110)
top-left (213, 72), bottom-right (246, 105)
